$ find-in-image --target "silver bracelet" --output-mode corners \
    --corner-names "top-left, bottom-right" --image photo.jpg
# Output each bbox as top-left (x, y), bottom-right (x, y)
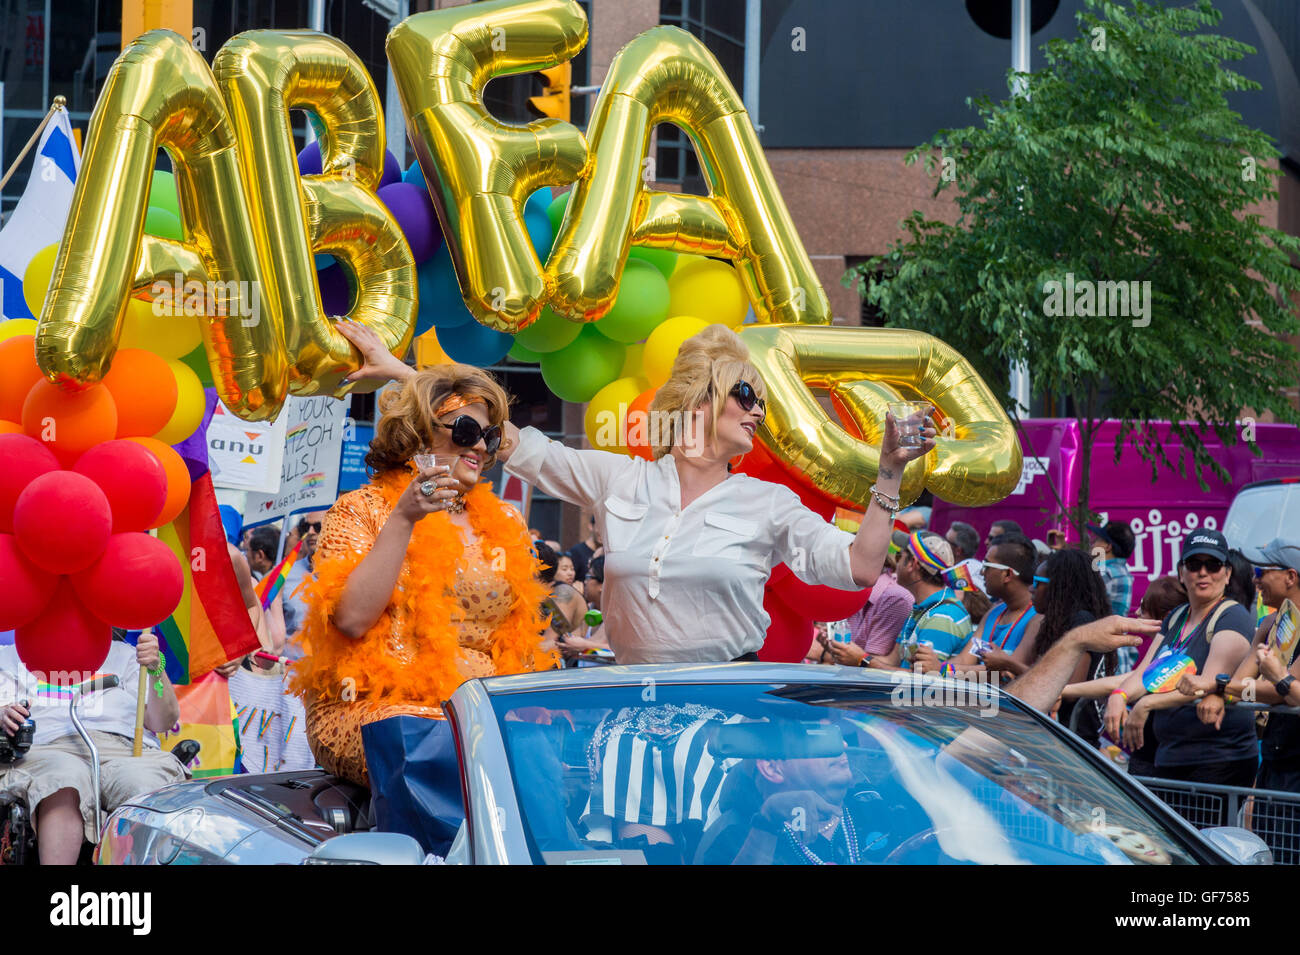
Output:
top-left (869, 484), bottom-right (901, 513)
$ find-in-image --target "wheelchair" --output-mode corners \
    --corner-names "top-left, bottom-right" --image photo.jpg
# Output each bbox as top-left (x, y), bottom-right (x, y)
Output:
top-left (0, 675), bottom-right (198, 866)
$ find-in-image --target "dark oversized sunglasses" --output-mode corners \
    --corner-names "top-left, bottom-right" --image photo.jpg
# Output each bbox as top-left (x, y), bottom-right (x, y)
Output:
top-left (1182, 556), bottom-right (1224, 574)
top-left (433, 415), bottom-right (502, 455)
top-left (730, 380), bottom-right (766, 416)
top-left (297, 520), bottom-right (322, 534)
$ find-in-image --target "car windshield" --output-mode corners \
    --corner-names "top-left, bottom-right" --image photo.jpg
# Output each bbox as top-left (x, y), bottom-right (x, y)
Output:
top-left (487, 681), bottom-right (1201, 865)
top-left (1223, 482), bottom-right (1300, 546)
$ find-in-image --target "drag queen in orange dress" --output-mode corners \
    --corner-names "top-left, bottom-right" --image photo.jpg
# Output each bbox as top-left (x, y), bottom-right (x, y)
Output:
top-left (292, 354), bottom-right (555, 785)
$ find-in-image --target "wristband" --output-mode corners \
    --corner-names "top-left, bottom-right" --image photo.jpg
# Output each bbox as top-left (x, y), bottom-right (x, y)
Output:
top-left (1110, 688), bottom-right (1128, 704)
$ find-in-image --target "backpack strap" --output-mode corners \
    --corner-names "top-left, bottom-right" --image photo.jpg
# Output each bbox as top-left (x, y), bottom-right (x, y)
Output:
top-left (1205, 599), bottom-right (1238, 643)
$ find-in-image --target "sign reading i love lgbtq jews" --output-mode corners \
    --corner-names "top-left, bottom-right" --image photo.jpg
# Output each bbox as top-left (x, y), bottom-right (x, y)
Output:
top-left (243, 396), bottom-right (348, 526)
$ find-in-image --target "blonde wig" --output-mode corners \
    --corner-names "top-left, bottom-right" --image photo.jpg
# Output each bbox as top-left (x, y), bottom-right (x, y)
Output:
top-left (648, 324), bottom-right (766, 459)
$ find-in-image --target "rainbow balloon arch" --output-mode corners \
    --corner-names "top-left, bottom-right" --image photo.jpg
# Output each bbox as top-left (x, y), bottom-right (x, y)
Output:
top-left (0, 0), bottom-right (1022, 668)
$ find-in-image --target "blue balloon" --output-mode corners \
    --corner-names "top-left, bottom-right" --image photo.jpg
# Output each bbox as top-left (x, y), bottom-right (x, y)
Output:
top-left (0, 630), bottom-right (12, 646)
top-left (524, 206), bottom-right (554, 260)
top-left (403, 161), bottom-right (427, 191)
top-left (525, 187), bottom-right (551, 220)
top-left (440, 319), bottom-right (514, 367)
top-left (416, 246), bottom-right (472, 332)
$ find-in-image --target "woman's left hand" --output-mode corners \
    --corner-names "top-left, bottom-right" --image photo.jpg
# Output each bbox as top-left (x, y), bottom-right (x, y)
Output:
top-left (338, 320), bottom-right (413, 383)
top-left (880, 407), bottom-right (937, 471)
top-left (1122, 697), bottom-right (1150, 752)
top-left (1258, 646), bottom-right (1287, 683)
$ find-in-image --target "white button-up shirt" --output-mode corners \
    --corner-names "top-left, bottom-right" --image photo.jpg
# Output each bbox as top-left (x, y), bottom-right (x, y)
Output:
top-left (506, 427), bottom-right (859, 663)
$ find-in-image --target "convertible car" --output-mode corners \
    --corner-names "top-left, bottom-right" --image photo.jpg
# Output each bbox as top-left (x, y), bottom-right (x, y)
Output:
top-left (94, 664), bottom-right (1269, 865)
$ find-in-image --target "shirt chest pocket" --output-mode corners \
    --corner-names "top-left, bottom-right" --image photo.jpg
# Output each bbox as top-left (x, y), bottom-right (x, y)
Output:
top-left (603, 497), bottom-right (649, 553)
top-left (691, 511), bottom-right (760, 562)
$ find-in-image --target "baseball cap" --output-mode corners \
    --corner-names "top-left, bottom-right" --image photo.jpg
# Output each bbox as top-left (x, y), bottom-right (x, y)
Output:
top-left (1086, 522), bottom-right (1112, 548)
top-left (1180, 528), bottom-right (1229, 563)
top-left (1259, 537), bottom-right (1300, 574)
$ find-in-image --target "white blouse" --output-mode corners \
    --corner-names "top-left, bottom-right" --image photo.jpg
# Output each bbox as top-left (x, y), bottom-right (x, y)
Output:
top-left (506, 427), bottom-right (859, 663)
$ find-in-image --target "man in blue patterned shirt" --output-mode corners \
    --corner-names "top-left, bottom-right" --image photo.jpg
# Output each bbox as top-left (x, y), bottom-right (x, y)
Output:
top-left (1089, 521), bottom-right (1137, 670)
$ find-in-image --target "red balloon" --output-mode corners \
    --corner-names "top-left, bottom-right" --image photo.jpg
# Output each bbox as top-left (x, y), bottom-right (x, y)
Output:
top-left (771, 572), bottom-right (869, 623)
top-left (0, 533), bottom-right (58, 629)
top-left (74, 439), bottom-right (169, 533)
top-left (14, 579), bottom-right (111, 675)
top-left (12, 471), bottom-right (113, 573)
top-left (72, 533), bottom-right (183, 628)
top-left (0, 433), bottom-right (60, 533)
top-left (758, 584), bottom-right (815, 663)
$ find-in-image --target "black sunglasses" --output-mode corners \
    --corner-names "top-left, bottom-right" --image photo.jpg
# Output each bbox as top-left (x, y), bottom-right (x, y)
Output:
top-left (434, 415), bottom-right (502, 455)
top-left (729, 380), bottom-right (766, 416)
top-left (298, 520), bottom-right (322, 534)
top-left (1182, 556), bottom-right (1224, 574)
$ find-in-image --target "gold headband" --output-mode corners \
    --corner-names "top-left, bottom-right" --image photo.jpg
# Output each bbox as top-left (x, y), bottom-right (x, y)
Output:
top-left (435, 393), bottom-right (486, 417)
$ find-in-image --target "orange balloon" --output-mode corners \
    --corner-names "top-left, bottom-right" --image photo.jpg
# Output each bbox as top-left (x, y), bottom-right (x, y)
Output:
top-left (21, 380), bottom-right (118, 467)
top-left (0, 420), bottom-right (22, 435)
top-left (626, 385), bottom-right (659, 461)
top-left (101, 348), bottom-right (178, 438)
top-left (125, 436), bottom-right (191, 527)
top-left (0, 336), bottom-right (43, 423)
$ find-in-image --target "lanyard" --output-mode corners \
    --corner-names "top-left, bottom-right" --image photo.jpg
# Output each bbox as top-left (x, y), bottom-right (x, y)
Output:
top-left (986, 603), bottom-right (1033, 650)
top-left (1168, 598), bottom-right (1223, 655)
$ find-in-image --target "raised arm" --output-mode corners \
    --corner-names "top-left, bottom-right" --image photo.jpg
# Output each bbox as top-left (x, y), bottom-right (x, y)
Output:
top-left (1006, 616), bottom-right (1157, 713)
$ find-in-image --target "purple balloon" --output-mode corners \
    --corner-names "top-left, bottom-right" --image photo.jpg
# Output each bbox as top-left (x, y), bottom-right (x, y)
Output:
top-left (317, 262), bottom-right (352, 315)
top-left (380, 150), bottom-right (402, 188)
top-left (298, 140), bottom-right (322, 177)
top-left (378, 182), bottom-right (442, 264)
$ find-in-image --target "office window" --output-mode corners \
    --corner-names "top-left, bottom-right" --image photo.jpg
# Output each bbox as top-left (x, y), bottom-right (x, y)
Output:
top-left (657, 0), bottom-right (744, 192)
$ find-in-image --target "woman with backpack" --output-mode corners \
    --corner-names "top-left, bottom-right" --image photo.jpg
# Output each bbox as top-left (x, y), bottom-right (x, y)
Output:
top-left (1103, 530), bottom-right (1258, 788)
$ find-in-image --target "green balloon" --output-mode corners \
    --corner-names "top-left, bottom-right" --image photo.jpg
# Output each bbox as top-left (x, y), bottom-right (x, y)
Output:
top-left (148, 169), bottom-right (180, 220)
top-left (628, 246), bottom-right (677, 278)
top-left (594, 259), bottom-right (670, 343)
top-left (145, 206), bottom-right (184, 241)
top-left (546, 191), bottom-right (571, 235)
top-left (515, 304), bottom-right (582, 353)
top-left (179, 341), bottom-right (214, 388)
top-left (541, 326), bottom-right (626, 403)
top-left (508, 339), bottom-right (542, 363)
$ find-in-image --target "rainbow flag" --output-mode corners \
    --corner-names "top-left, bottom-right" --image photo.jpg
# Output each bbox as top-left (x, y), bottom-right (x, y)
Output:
top-left (943, 562), bottom-right (977, 592)
top-left (255, 540), bottom-right (302, 611)
top-left (158, 672), bottom-right (244, 777)
top-left (155, 473), bottom-right (261, 684)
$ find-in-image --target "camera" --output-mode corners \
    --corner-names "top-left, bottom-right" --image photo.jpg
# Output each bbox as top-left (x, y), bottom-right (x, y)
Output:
top-left (0, 702), bottom-right (34, 764)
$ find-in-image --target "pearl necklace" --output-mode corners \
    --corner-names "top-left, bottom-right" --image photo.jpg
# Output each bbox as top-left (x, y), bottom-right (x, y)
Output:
top-left (783, 811), bottom-right (859, 865)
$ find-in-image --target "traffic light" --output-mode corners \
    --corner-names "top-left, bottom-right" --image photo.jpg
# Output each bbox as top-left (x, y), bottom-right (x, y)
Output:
top-left (528, 63), bottom-right (571, 122)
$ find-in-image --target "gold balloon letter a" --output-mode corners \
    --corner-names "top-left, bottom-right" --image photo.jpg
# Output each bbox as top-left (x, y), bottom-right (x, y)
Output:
top-left (37, 30), bottom-right (415, 420)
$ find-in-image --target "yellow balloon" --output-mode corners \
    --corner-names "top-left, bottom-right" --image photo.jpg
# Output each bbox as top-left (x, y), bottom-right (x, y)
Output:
top-left (643, 315), bottom-right (708, 388)
top-left (619, 341), bottom-right (646, 382)
top-left (0, 319), bottom-right (38, 342)
top-left (414, 328), bottom-right (454, 369)
top-left (119, 297), bottom-right (202, 359)
top-left (584, 376), bottom-right (644, 455)
top-left (668, 258), bottom-right (748, 328)
top-left (22, 244), bottom-right (60, 321)
top-left (154, 358), bottom-right (206, 444)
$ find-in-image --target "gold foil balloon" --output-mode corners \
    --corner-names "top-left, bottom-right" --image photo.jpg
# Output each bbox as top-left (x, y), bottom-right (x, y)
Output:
top-left (37, 30), bottom-right (282, 414)
top-left (213, 30), bottom-right (415, 397)
top-left (738, 324), bottom-right (1022, 508)
top-left (387, 0), bottom-right (590, 332)
top-left (36, 29), bottom-right (414, 420)
top-left (547, 27), bottom-right (830, 326)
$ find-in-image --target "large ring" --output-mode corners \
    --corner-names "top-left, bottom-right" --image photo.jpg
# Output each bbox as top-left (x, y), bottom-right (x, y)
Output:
top-left (420, 481), bottom-right (435, 497)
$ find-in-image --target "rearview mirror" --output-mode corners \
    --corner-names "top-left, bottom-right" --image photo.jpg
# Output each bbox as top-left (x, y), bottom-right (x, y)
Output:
top-left (1201, 827), bottom-right (1272, 865)
top-left (302, 832), bottom-right (428, 865)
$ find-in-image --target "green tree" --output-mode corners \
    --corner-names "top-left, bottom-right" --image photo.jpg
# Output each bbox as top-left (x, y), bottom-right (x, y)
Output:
top-left (847, 0), bottom-right (1300, 542)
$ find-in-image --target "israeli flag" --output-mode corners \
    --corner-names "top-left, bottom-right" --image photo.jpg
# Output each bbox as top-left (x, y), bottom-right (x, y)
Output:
top-left (0, 108), bottom-right (81, 321)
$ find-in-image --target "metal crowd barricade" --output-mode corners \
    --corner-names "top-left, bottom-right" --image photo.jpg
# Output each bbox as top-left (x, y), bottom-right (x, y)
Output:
top-left (1119, 703), bottom-right (1300, 865)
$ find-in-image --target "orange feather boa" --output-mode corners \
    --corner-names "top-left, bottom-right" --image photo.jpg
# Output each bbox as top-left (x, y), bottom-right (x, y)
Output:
top-left (290, 471), bottom-right (556, 708)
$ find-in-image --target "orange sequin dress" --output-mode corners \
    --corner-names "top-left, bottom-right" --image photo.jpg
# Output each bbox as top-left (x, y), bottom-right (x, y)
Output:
top-left (293, 472), bottom-right (554, 786)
